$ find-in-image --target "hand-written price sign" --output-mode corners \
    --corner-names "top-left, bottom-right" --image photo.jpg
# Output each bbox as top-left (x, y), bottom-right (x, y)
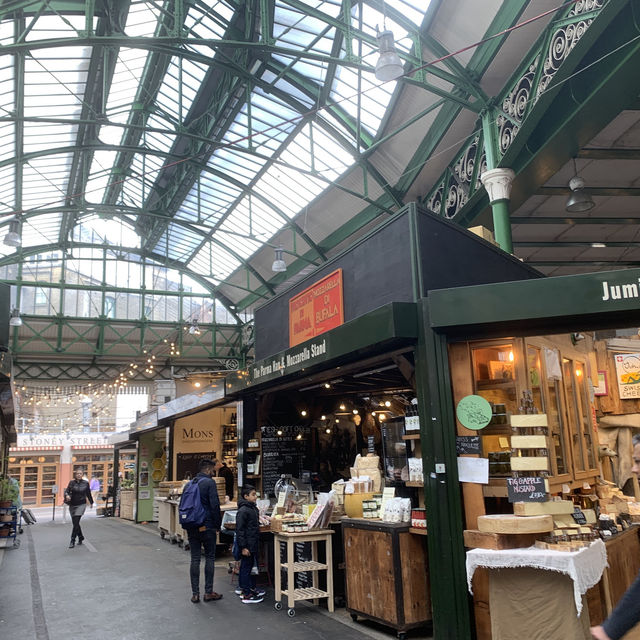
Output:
top-left (572, 507), bottom-right (587, 525)
top-left (456, 395), bottom-right (492, 431)
top-left (507, 476), bottom-right (548, 503)
top-left (456, 435), bottom-right (481, 455)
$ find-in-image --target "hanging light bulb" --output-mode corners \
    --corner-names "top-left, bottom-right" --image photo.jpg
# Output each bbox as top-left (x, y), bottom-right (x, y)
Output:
top-left (565, 159), bottom-right (595, 212)
top-left (188, 319), bottom-right (201, 335)
top-left (375, 30), bottom-right (404, 82)
top-left (3, 217), bottom-right (22, 247)
top-left (271, 246), bottom-right (287, 272)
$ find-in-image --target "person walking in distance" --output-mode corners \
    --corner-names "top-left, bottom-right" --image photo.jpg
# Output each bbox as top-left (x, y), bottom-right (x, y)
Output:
top-left (89, 475), bottom-right (100, 505)
top-left (236, 485), bottom-right (264, 603)
top-left (64, 468), bottom-right (93, 548)
top-left (183, 458), bottom-right (223, 603)
top-left (591, 434), bottom-right (640, 639)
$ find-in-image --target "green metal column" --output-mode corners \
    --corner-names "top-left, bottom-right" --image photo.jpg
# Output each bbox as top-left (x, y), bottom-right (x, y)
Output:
top-left (481, 109), bottom-right (514, 254)
top-left (490, 198), bottom-right (513, 254)
top-left (416, 297), bottom-right (472, 640)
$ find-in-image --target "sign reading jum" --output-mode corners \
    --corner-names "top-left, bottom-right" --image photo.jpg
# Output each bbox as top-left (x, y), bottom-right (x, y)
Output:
top-left (289, 269), bottom-right (344, 347)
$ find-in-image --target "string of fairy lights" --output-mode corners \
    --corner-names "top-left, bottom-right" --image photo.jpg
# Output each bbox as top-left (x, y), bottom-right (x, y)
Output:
top-left (14, 326), bottom-right (193, 432)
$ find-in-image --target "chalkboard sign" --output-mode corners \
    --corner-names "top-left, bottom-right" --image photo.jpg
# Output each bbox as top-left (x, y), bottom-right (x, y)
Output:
top-left (261, 426), bottom-right (311, 497)
top-left (175, 451), bottom-right (216, 481)
top-left (506, 476), bottom-right (547, 503)
top-left (572, 507), bottom-right (587, 525)
top-left (367, 435), bottom-right (375, 453)
top-left (456, 435), bottom-right (481, 455)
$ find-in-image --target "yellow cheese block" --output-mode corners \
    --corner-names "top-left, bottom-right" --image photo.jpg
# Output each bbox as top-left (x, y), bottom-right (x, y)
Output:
top-left (510, 435), bottom-right (548, 449)
top-left (510, 456), bottom-right (549, 471)
top-left (513, 500), bottom-right (575, 516)
top-left (510, 414), bottom-right (548, 428)
top-left (477, 514), bottom-right (553, 534)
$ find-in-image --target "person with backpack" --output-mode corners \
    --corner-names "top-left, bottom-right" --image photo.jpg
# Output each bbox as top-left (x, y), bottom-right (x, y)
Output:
top-left (179, 458), bottom-right (223, 603)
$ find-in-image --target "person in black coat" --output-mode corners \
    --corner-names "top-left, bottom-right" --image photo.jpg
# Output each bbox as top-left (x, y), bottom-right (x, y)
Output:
top-left (64, 468), bottom-right (93, 548)
top-left (235, 485), bottom-right (263, 603)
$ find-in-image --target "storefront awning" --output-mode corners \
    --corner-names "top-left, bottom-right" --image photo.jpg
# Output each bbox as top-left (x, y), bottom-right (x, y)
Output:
top-left (9, 446), bottom-right (63, 452)
top-left (71, 444), bottom-right (113, 450)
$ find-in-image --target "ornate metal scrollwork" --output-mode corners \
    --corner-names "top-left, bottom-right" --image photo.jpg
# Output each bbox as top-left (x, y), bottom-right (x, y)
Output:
top-left (426, 183), bottom-right (443, 216)
top-left (502, 60), bottom-right (538, 125)
top-left (444, 174), bottom-right (467, 219)
top-left (537, 0), bottom-right (604, 98)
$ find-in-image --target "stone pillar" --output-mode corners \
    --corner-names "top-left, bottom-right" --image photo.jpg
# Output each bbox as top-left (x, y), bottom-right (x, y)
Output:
top-left (480, 167), bottom-right (515, 254)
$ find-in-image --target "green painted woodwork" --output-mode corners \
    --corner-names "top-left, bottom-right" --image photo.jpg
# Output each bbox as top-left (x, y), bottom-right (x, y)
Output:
top-left (225, 302), bottom-right (418, 393)
top-left (428, 267), bottom-right (640, 333)
top-left (416, 298), bottom-right (471, 639)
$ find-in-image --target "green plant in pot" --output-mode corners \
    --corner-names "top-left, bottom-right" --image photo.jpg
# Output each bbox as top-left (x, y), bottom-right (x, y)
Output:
top-left (0, 477), bottom-right (19, 507)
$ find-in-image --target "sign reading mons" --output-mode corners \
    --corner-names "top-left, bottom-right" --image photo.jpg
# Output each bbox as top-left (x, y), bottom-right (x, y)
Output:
top-left (289, 269), bottom-right (344, 347)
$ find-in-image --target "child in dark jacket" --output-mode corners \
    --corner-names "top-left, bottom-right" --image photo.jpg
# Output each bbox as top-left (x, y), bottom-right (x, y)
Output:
top-left (236, 485), bottom-right (264, 603)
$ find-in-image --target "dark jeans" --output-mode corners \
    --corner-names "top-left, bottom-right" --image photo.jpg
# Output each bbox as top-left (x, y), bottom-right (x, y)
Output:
top-left (187, 528), bottom-right (217, 595)
top-left (238, 552), bottom-right (256, 594)
top-left (71, 515), bottom-right (83, 541)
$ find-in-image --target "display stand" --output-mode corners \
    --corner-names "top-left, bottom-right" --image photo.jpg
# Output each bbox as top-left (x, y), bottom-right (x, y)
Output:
top-left (273, 529), bottom-right (334, 617)
top-left (342, 518), bottom-right (431, 640)
top-left (0, 505), bottom-right (21, 549)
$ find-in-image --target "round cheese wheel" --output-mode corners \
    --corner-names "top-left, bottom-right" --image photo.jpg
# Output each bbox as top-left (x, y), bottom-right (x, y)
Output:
top-left (477, 514), bottom-right (553, 534)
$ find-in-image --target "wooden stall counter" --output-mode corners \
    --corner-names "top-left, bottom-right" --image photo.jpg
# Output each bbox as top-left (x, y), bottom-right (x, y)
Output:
top-left (342, 518), bottom-right (431, 640)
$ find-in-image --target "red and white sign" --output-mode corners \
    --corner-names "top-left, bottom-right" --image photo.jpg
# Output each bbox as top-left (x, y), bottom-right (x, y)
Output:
top-left (289, 269), bottom-right (344, 347)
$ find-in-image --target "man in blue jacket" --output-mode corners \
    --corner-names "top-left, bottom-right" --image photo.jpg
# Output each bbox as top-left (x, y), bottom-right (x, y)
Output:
top-left (187, 458), bottom-right (223, 603)
top-left (591, 435), bottom-right (640, 639)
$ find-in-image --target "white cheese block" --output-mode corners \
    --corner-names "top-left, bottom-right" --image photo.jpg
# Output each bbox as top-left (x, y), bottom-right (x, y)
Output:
top-left (511, 435), bottom-right (548, 449)
top-left (510, 456), bottom-right (549, 471)
top-left (510, 414), bottom-right (548, 428)
top-left (477, 514), bottom-right (553, 534)
top-left (513, 500), bottom-right (575, 516)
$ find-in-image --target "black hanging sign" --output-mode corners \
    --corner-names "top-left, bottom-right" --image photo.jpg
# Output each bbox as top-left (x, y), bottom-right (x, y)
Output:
top-left (456, 435), bottom-right (481, 455)
top-left (506, 476), bottom-right (547, 503)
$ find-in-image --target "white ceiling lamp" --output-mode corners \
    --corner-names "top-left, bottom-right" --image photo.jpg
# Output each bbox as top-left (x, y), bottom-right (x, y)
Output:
top-left (188, 319), bottom-right (201, 335)
top-left (565, 159), bottom-right (595, 213)
top-left (272, 245), bottom-right (287, 272)
top-left (4, 218), bottom-right (22, 247)
top-left (9, 308), bottom-right (22, 327)
top-left (375, 29), bottom-right (404, 82)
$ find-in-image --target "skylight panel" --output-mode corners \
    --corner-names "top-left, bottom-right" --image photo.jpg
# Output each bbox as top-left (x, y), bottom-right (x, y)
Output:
top-left (25, 14), bottom-right (88, 41)
top-left (0, 20), bottom-right (14, 46)
top-left (0, 167), bottom-right (15, 211)
top-left (177, 171), bottom-right (243, 225)
top-left (73, 215), bottom-right (141, 248)
top-left (184, 1), bottom-right (235, 40)
top-left (104, 48), bottom-right (148, 125)
top-left (22, 155), bottom-right (72, 210)
top-left (21, 212), bottom-right (62, 247)
top-left (86, 150), bottom-right (119, 203)
top-left (144, 114), bottom-right (176, 152)
top-left (211, 147), bottom-right (265, 185)
top-left (124, 2), bottom-right (161, 38)
top-left (188, 241), bottom-right (240, 282)
top-left (0, 59), bottom-right (14, 163)
top-left (127, 151), bottom-right (166, 206)
top-left (153, 222), bottom-right (204, 262)
top-left (384, 0), bottom-right (427, 28)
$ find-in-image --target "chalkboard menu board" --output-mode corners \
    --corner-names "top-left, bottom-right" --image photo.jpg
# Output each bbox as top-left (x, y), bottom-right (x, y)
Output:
top-left (261, 426), bottom-right (311, 497)
top-left (175, 451), bottom-right (216, 481)
top-left (456, 435), bottom-right (481, 455)
top-left (506, 476), bottom-right (547, 503)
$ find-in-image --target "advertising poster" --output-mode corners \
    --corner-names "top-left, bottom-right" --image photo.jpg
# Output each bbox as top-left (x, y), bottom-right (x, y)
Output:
top-left (614, 353), bottom-right (640, 399)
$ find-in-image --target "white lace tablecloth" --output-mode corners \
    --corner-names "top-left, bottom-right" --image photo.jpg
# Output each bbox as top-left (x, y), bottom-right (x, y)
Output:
top-left (466, 539), bottom-right (607, 615)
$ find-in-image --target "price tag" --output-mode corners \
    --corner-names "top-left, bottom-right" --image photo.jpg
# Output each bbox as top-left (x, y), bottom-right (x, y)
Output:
top-left (506, 476), bottom-right (548, 503)
top-left (276, 491), bottom-right (287, 508)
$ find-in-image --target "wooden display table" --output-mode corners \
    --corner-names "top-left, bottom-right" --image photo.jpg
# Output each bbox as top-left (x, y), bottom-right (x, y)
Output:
top-left (342, 518), bottom-right (431, 640)
top-left (273, 529), bottom-right (334, 617)
top-left (466, 540), bottom-right (607, 640)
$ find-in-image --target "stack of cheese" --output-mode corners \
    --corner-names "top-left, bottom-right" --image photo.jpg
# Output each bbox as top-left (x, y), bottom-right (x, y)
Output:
top-left (597, 482), bottom-right (637, 520)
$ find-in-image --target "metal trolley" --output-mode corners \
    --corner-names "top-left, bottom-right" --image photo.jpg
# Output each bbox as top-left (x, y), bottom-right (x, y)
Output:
top-left (0, 505), bottom-right (21, 549)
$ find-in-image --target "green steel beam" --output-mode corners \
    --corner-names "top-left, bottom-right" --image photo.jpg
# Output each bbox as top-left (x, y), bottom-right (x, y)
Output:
top-left (578, 148), bottom-right (640, 160)
top-left (511, 216), bottom-right (640, 225)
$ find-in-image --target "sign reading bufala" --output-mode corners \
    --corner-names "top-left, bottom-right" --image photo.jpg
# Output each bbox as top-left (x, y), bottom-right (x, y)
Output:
top-left (289, 269), bottom-right (344, 348)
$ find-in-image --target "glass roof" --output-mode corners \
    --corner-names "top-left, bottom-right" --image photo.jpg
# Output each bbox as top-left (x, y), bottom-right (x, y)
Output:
top-left (0, 0), bottom-right (436, 323)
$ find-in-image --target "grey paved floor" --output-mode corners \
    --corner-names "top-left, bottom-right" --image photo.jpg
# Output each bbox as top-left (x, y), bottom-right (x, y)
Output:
top-left (0, 509), bottom-right (432, 640)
